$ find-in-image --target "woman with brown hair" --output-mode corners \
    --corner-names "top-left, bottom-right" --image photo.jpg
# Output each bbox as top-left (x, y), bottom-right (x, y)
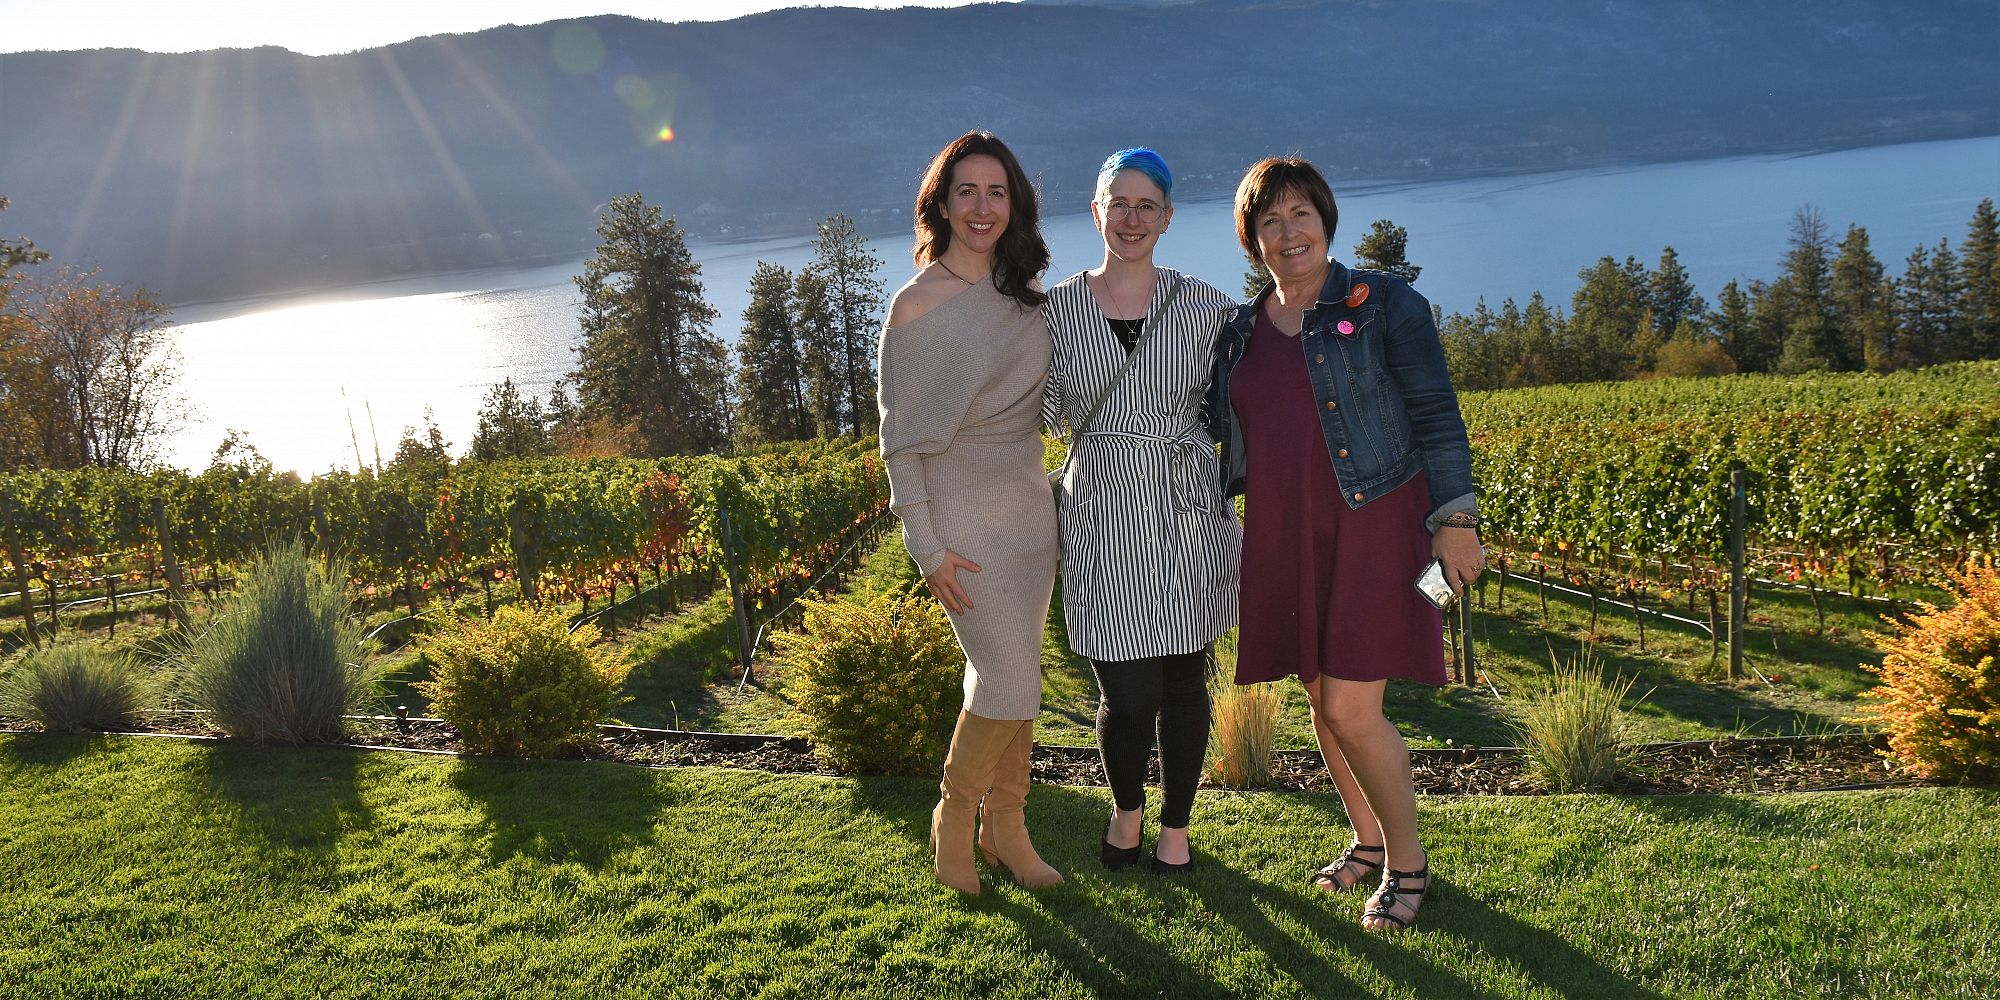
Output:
top-left (1208, 157), bottom-right (1483, 931)
top-left (877, 130), bottom-right (1061, 895)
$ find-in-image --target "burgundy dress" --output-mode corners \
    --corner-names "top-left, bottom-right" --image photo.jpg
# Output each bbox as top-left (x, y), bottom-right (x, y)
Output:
top-left (1232, 308), bottom-right (1448, 686)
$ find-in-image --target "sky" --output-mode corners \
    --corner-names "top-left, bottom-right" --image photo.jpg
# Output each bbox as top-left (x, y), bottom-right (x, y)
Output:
top-left (3, 2), bottom-right (993, 55)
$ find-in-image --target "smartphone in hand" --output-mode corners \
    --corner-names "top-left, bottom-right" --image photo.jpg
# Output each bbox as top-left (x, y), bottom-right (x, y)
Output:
top-left (1415, 558), bottom-right (1456, 610)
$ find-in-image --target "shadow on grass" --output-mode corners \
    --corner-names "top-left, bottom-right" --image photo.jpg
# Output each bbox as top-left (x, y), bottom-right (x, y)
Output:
top-left (1429, 892), bottom-right (1670, 1000)
top-left (842, 775), bottom-right (1643, 997)
top-left (1474, 604), bottom-right (1857, 738)
top-left (0, 730), bottom-right (107, 767)
top-left (193, 740), bottom-right (374, 863)
top-left (613, 593), bottom-right (742, 729)
top-left (448, 755), bottom-right (675, 868)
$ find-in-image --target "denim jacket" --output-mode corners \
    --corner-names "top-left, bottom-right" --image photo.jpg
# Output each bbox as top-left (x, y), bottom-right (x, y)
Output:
top-left (1206, 259), bottom-right (1478, 532)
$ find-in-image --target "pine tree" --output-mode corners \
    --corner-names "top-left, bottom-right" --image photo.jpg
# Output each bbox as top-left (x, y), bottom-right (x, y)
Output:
top-left (1958, 198), bottom-right (2000, 359)
top-left (804, 215), bottom-right (884, 438)
top-left (1242, 256), bottom-right (1272, 301)
top-left (1512, 291), bottom-right (1561, 388)
top-left (1901, 238), bottom-right (1965, 364)
top-left (391, 408), bottom-right (452, 469)
top-left (1352, 219), bottom-right (1421, 283)
top-left (1775, 206), bottom-right (1844, 372)
top-left (568, 194), bottom-right (729, 456)
top-left (469, 377), bottom-right (554, 461)
top-left (1438, 298), bottom-right (1503, 390)
top-left (734, 261), bottom-right (814, 445)
top-left (1831, 225), bottom-right (1896, 371)
top-left (794, 268), bottom-right (843, 438)
top-left (1648, 245), bottom-right (1704, 339)
top-left (1713, 279), bottom-right (1760, 371)
top-left (1566, 256), bottom-right (1647, 381)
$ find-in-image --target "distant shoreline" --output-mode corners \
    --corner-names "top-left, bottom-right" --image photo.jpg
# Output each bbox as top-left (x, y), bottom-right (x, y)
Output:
top-left (165, 134), bottom-right (2000, 321)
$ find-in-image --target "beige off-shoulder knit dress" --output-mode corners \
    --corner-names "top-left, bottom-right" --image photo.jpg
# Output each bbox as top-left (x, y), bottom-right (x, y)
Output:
top-left (877, 277), bottom-right (1056, 722)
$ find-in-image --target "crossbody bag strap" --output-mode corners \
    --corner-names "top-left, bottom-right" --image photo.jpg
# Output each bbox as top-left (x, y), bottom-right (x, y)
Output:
top-left (1058, 274), bottom-right (1184, 477)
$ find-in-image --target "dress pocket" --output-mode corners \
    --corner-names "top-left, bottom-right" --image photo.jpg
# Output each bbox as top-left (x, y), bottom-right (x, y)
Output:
top-left (1057, 497), bottom-right (1098, 601)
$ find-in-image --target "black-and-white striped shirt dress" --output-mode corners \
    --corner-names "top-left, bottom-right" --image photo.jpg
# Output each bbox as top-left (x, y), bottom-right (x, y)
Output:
top-left (1042, 267), bottom-right (1242, 662)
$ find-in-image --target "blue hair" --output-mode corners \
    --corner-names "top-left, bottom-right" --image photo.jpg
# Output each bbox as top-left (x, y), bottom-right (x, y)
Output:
top-left (1094, 148), bottom-right (1173, 205)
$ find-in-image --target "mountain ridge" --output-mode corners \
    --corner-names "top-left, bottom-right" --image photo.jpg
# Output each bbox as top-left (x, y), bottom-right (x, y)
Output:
top-left (0, 0), bottom-right (1993, 303)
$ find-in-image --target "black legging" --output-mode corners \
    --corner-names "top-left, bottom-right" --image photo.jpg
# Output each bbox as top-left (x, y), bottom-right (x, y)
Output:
top-left (1092, 649), bottom-right (1211, 829)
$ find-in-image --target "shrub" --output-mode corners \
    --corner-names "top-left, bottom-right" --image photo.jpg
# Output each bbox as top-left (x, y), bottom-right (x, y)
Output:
top-left (1514, 651), bottom-right (1637, 792)
top-left (1208, 672), bottom-right (1279, 789)
top-left (1853, 557), bottom-right (2000, 782)
top-left (0, 643), bottom-right (156, 733)
top-left (773, 585), bottom-right (962, 776)
top-left (174, 540), bottom-right (381, 742)
top-left (414, 604), bottom-right (631, 756)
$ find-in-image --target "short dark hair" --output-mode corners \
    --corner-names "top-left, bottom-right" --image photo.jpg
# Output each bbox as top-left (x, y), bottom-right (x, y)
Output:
top-left (1233, 157), bottom-right (1339, 264)
top-left (914, 130), bottom-right (1049, 308)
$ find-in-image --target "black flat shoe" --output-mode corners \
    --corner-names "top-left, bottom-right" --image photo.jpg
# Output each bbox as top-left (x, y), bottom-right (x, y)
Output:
top-left (1101, 819), bottom-right (1143, 871)
top-left (1149, 852), bottom-right (1194, 875)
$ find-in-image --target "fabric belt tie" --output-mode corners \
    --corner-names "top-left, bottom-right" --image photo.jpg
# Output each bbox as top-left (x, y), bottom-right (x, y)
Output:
top-left (1077, 430), bottom-right (1214, 514)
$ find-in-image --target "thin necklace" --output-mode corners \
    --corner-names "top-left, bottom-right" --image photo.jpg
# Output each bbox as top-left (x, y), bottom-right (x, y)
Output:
top-left (1095, 268), bottom-right (1150, 320)
top-left (935, 259), bottom-right (981, 285)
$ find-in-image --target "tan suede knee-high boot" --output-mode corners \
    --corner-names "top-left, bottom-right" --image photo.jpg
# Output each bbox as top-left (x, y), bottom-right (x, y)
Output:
top-left (932, 711), bottom-right (1017, 895)
top-left (977, 721), bottom-right (1063, 888)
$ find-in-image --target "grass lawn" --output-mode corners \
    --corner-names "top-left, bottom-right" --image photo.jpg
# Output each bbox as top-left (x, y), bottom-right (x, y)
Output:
top-left (3, 735), bottom-right (1995, 998)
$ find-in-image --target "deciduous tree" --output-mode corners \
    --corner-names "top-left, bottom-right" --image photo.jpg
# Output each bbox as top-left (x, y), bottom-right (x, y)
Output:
top-left (11, 266), bottom-right (181, 470)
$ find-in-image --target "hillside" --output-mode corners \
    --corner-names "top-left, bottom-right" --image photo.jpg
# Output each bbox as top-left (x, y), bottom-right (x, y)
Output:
top-left (0, 0), bottom-right (1994, 302)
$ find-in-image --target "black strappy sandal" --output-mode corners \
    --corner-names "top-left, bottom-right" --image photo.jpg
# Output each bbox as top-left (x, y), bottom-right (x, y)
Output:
top-left (1311, 843), bottom-right (1384, 892)
top-left (1363, 864), bottom-right (1431, 932)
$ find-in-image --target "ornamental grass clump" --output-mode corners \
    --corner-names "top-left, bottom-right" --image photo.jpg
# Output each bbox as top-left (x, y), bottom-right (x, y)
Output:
top-left (1208, 673), bottom-right (1280, 789)
top-left (1853, 556), bottom-right (2000, 782)
top-left (174, 540), bottom-right (381, 742)
top-left (774, 585), bottom-right (961, 776)
top-left (0, 643), bottom-right (157, 733)
top-left (414, 604), bottom-right (631, 757)
top-left (1514, 651), bottom-right (1637, 793)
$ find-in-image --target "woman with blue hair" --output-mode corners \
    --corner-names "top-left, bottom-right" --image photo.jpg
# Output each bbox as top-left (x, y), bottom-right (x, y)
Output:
top-left (1042, 148), bottom-right (1240, 874)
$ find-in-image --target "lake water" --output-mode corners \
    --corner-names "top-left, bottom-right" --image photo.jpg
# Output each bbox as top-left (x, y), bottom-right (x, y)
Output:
top-left (162, 136), bottom-right (1999, 474)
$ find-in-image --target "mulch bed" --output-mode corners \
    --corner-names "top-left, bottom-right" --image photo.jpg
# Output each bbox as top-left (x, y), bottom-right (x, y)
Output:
top-left (1, 712), bottom-right (1931, 796)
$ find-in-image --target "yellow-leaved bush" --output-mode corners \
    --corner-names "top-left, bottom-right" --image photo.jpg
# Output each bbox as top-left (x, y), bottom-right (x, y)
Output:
top-left (1854, 556), bottom-right (2000, 782)
top-left (774, 585), bottom-right (962, 776)
top-left (414, 605), bottom-right (631, 757)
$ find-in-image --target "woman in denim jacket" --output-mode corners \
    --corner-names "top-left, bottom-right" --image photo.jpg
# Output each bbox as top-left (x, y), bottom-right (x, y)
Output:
top-left (1209, 157), bottom-right (1483, 932)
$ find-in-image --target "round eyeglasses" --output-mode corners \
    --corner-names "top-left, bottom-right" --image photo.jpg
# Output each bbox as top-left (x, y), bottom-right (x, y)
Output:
top-left (1100, 199), bottom-right (1164, 224)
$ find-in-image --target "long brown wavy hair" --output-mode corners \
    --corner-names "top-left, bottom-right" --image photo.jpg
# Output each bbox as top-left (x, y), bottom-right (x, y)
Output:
top-left (913, 130), bottom-right (1049, 309)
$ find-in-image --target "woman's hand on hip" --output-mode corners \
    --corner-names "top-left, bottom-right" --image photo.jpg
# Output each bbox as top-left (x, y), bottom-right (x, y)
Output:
top-left (926, 550), bottom-right (982, 615)
top-left (1432, 527), bottom-right (1485, 596)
